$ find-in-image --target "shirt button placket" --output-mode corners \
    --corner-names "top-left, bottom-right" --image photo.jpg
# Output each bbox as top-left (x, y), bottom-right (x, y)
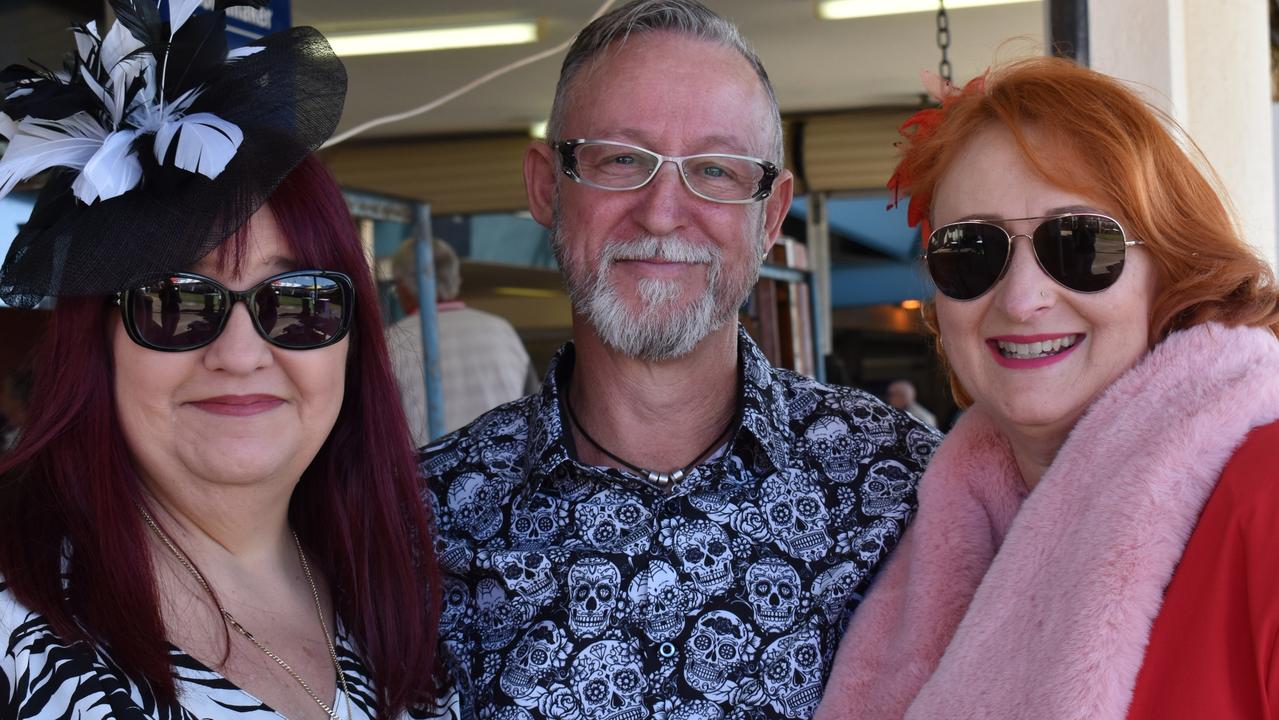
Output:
top-left (635, 534), bottom-right (684, 694)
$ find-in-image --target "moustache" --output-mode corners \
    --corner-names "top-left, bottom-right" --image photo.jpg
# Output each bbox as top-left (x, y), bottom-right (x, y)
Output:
top-left (601, 235), bottom-right (719, 265)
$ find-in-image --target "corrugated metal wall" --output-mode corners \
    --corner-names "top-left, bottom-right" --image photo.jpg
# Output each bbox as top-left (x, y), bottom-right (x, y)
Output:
top-left (322, 135), bottom-right (532, 215)
top-left (798, 110), bottom-right (911, 192)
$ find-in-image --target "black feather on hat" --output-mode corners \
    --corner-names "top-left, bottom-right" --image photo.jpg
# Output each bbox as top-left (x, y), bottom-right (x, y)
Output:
top-left (0, 0), bottom-right (347, 308)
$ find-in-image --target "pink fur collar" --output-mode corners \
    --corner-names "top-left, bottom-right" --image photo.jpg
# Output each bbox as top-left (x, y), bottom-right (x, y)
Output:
top-left (816, 323), bottom-right (1279, 720)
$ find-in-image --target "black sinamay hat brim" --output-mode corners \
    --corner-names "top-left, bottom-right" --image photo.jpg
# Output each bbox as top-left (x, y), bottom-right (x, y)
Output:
top-left (0, 26), bottom-right (347, 308)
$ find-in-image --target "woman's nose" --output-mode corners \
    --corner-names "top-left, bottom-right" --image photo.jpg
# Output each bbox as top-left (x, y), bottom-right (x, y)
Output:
top-left (201, 302), bottom-right (274, 373)
top-left (992, 235), bottom-right (1057, 322)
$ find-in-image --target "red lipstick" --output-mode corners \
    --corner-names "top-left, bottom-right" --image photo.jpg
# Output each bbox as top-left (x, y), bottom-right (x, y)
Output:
top-left (986, 333), bottom-right (1085, 369)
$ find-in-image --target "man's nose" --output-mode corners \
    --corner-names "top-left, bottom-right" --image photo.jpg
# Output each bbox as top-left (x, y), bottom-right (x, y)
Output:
top-left (632, 160), bottom-right (691, 235)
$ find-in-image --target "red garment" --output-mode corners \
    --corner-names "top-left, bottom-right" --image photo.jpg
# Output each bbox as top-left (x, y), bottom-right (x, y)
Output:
top-left (815, 323), bottom-right (1279, 720)
top-left (1128, 419), bottom-right (1279, 719)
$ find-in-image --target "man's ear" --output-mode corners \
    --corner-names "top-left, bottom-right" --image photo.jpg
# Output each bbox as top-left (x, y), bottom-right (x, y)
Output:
top-left (524, 141), bottom-right (557, 229)
top-left (760, 168), bottom-right (795, 255)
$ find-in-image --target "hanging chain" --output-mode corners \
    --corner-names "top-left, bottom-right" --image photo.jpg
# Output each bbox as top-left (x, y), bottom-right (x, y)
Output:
top-left (936, 0), bottom-right (953, 86)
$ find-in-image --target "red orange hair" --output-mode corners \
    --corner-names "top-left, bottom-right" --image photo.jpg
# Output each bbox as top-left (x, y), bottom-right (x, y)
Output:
top-left (893, 56), bottom-right (1279, 406)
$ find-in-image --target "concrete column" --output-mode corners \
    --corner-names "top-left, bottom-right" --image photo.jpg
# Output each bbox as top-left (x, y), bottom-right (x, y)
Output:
top-left (806, 192), bottom-right (833, 366)
top-left (1089, 0), bottom-right (1276, 267)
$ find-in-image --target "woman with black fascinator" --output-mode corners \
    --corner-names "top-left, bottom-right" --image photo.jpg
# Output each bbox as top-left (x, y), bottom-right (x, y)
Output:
top-left (0, 2), bottom-right (454, 718)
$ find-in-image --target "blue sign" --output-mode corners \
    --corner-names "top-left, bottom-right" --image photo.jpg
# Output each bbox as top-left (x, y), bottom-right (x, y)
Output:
top-left (220, 0), bottom-right (291, 47)
top-left (184, 0), bottom-right (292, 48)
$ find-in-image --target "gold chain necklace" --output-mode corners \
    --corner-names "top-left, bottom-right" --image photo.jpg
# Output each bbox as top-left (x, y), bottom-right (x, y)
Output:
top-left (139, 506), bottom-right (353, 720)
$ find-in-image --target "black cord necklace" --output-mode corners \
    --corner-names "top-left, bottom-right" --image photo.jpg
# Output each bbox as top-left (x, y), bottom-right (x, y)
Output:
top-left (564, 392), bottom-right (737, 490)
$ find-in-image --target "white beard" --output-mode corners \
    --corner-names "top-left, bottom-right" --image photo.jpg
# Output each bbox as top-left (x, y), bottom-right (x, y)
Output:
top-left (552, 220), bottom-right (765, 361)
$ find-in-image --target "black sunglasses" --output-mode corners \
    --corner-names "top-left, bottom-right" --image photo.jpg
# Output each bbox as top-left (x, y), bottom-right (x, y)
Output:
top-left (925, 213), bottom-right (1143, 301)
top-left (116, 270), bottom-right (355, 351)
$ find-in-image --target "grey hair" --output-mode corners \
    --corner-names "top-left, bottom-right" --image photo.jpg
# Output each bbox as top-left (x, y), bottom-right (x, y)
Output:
top-left (391, 238), bottom-right (462, 301)
top-left (546, 0), bottom-right (783, 165)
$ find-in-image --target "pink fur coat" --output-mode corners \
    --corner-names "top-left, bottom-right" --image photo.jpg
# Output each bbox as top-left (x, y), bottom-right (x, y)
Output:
top-left (815, 323), bottom-right (1279, 720)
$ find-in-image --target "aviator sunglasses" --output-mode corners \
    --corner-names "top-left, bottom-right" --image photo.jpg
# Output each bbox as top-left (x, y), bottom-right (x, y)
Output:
top-left (116, 269), bottom-right (355, 351)
top-left (925, 213), bottom-right (1144, 301)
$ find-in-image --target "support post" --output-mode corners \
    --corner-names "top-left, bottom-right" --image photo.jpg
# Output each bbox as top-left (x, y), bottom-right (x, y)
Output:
top-left (806, 192), bottom-right (832, 382)
top-left (412, 203), bottom-right (446, 442)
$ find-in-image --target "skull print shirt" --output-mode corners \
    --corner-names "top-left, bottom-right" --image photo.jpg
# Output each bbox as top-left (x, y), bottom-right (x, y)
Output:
top-left (422, 326), bottom-right (939, 720)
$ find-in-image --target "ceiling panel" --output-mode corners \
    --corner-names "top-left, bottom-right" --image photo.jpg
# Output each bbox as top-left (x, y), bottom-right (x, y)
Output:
top-left (292, 0), bottom-right (1045, 143)
top-left (0, 1), bottom-right (1045, 142)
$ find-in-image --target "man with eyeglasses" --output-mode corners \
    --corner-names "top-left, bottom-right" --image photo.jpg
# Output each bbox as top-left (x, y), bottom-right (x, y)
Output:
top-left (421, 1), bottom-right (938, 716)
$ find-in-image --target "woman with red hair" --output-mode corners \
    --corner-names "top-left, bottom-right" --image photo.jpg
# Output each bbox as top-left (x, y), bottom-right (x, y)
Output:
top-left (0, 6), bottom-right (449, 719)
top-left (816, 56), bottom-right (1279, 719)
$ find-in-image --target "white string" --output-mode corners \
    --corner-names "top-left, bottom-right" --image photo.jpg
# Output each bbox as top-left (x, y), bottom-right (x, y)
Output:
top-left (322, 0), bottom-right (620, 149)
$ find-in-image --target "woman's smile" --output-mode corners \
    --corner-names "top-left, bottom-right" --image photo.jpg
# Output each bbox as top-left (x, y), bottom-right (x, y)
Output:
top-left (187, 393), bottom-right (286, 417)
top-left (987, 333), bottom-right (1084, 368)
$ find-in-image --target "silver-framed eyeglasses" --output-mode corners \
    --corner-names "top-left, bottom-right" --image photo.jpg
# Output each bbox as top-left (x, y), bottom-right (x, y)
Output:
top-left (553, 139), bottom-right (780, 204)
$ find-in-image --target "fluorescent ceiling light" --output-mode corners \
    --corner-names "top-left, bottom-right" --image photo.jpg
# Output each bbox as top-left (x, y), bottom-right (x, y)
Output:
top-left (328, 21), bottom-right (539, 57)
top-left (817, 0), bottom-right (1036, 20)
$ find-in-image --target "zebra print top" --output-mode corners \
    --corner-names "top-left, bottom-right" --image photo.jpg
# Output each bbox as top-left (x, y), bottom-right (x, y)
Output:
top-left (1, 581), bottom-right (459, 720)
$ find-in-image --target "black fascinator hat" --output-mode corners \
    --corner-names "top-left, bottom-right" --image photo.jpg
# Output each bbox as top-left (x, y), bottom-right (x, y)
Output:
top-left (0, 0), bottom-right (347, 308)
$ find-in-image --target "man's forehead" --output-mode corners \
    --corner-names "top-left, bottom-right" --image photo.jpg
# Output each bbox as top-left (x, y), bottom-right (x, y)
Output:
top-left (559, 33), bottom-right (773, 153)
top-left (587, 127), bottom-right (758, 153)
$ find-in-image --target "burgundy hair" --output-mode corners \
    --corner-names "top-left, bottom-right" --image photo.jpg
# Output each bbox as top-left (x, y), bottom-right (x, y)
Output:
top-left (0, 155), bottom-right (442, 716)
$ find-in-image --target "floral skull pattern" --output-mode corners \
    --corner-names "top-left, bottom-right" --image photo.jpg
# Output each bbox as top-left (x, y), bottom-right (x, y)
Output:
top-left (423, 328), bottom-right (938, 717)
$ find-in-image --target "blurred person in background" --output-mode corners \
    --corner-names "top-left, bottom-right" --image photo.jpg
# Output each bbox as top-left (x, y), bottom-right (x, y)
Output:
top-left (886, 379), bottom-right (937, 428)
top-left (817, 57), bottom-right (1279, 720)
top-left (389, 238), bottom-right (533, 443)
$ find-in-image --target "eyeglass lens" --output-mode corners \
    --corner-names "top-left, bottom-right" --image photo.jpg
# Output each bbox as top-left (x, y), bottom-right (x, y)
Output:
top-left (572, 141), bottom-right (766, 202)
top-left (926, 214), bottom-right (1128, 300)
top-left (127, 273), bottom-right (349, 350)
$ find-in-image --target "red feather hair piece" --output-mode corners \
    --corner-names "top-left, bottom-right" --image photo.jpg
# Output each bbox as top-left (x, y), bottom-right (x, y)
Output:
top-left (887, 71), bottom-right (987, 240)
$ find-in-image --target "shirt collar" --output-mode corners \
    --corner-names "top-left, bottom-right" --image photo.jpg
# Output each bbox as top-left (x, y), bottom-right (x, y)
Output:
top-left (735, 324), bottom-right (795, 473)
top-left (523, 343), bottom-right (575, 484)
top-left (518, 324), bottom-right (796, 501)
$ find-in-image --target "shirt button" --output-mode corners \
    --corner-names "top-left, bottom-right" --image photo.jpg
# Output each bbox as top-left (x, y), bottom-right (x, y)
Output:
top-left (659, 642), bottom-right (677, 658)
